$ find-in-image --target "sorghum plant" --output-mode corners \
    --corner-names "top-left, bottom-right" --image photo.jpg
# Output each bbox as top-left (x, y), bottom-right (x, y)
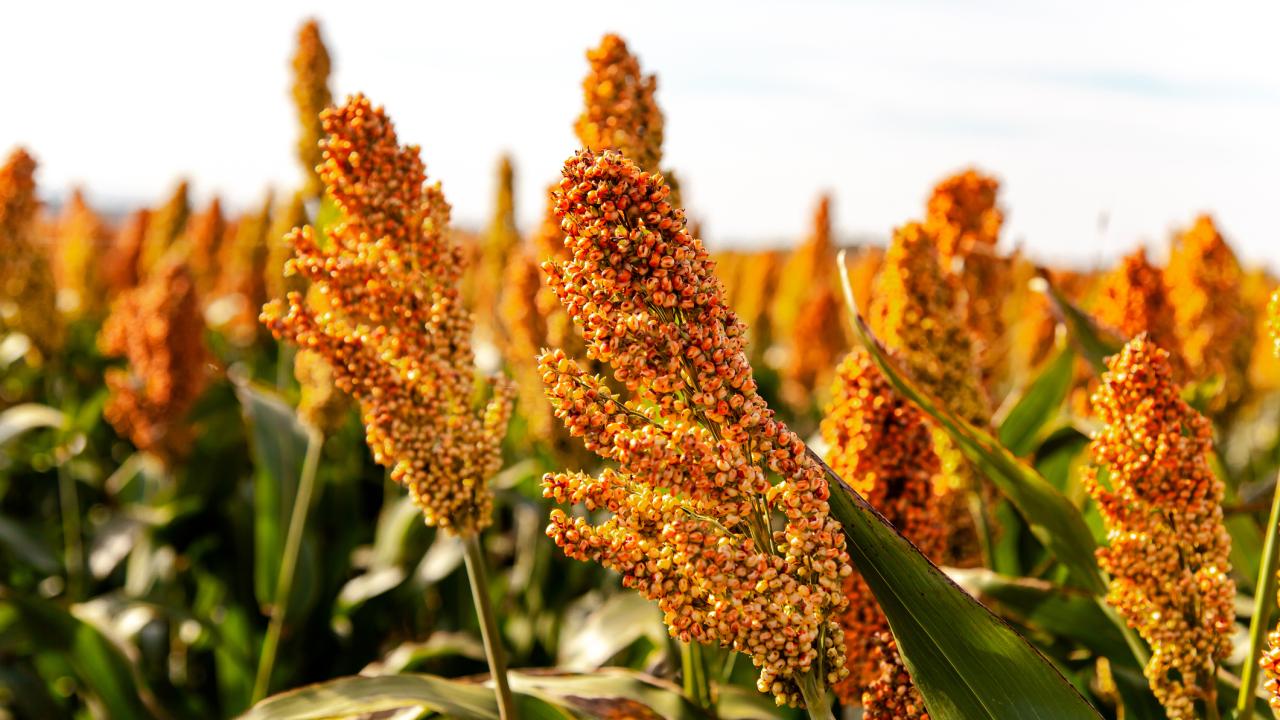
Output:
top-left (1086, 334), bottom-right (1235, 718)
top-left (262, 94), bottom-right (513, 534)
top-left (575, 34), bottom-right (664, 174)
top-left (782, 197), bottom-right (848, 409)
top-left (222, 193), bottom-right (274, 346)
top-left (773, 194), bottom-right (835, 341)
top-left (477, 155), bottom-right (520, 341)
top-left (822, 350), bottom-right (941, 716)
top-left (0, 148), bottom-right (62, 357)
top-left (100, 258), bottom-right (208, 465)
top-left (1165, 214), bottom-right (1254, 416)
top-left (185, 196), bottom-right (228, 300)
top-left (539, 149), bottom-right (853, 712)
top-left (870, 221), bottom-right (990, 566)
top-left (53, 188), bottom-right (109, 317)
top-left (102, 208), bottom-right (150, 296)
top-left (139, 179), bottom-right (190, 277)
top-left (925, 168), bottom-right (1010, 392)
top-left (1093, 247), bottom-right (1184, 377)
top-left (260, 94), bottom-right (516, 714)
top-left (291, 19), bottom-right (332, 199)
top-left (265, 192), bottom-right (307, 303)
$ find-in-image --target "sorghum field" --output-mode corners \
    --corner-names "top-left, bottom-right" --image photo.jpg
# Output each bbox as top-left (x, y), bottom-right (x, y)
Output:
top-left (4, 18), bottom-right (1280, 720)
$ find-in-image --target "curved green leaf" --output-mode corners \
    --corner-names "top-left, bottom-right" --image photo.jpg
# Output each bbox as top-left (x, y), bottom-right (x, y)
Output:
top-left (238, 670), bottom-right (698, 720)
top-left (558, 592), bottom-right (664, 671)
top-left (1035, 271), bottom-right (1122, 374)
top-left (0, 590), bottom-right (156, 719)
top-left (239, 673), bottom-right (507, 719)
top-left (838, 253), bottom-right (1106, 596)
top-left (0, 403), bottom-right (65, 445)
top-left (235, 382), bottom-right (317, 615)
top-left (820, 452), bottom-right (1101, 719)
top-left (998, 345), bottom-right (1075, 457)
top-left (510, 669), bottom-right (706, 719)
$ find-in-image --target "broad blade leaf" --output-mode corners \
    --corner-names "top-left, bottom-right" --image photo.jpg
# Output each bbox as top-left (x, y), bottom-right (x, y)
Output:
top-left (1035, 271), bottom-right (1123, 373)
top-left (239, 673), bottom-right (504, 719)
top-left (558, 592), bottom-right (664, 671)
top-left (820, 452), bottom-right (1101, 719)
top-left (1, 591), bottom-right (156, 719)
top-left (998, 345), bottom-right (1075, 456)
top-left (235, 382), bottom-right (315, 613)
top-left (238, 671), bottom-right (673, 720)
top-left (509, 669), bottom-right (705, 719)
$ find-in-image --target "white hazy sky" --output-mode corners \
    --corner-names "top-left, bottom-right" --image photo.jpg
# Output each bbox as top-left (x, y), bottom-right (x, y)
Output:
top-left (4, 1), bottom-right (1279, 269)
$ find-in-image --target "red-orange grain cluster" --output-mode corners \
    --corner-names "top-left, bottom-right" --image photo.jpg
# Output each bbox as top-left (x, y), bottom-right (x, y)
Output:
top-left (575, 34), bottom-right (663, 173)
top-left (925, 169), bottom-right (1009, 394)
top-left (100, 259), bottom-right (208, 464)
top-left (1086, 335), bottom-right (1234, 718)
top-left (539, 150), bottom-right (852, 707)
top-left (261, 95), bottom-right (513, 536)
top-left (1165, 214), bottom-right (1254, 416)
top-left (0, 148), bottom-right (62, 355)
top-left (860, 633), bottom-right (930, 719)
top-left (1093, 248), bottom-right (1184, 377)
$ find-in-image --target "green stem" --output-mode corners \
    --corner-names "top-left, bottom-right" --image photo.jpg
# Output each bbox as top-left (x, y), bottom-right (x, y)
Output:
top-left (1205, 672), bottom-right (1222, 720)
top-left (968, 488), bottom-right (996, 569)
top-left (797, 669), bottom-right (834, 720)
top-left (463, 533), bottom-right (516, 720)
top-left (681, 640), bottom-right (714, 711)
top-left (57, 460), bottom-right (83, 599)
top-left (250, 426), bottom-right (324, 705)
top-left (1237, 469), bottom-right (1280, 720)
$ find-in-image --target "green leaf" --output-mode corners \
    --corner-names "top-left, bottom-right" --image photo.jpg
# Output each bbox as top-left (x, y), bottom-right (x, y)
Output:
top-left (239, 673), bottom-right (505, 719)
top-left (241, 668), bottom-right (703, 719)
top-left (235, 382), bottom-right (316, 614)
top-left (0, 403), bottom-right (65, 445)
top-left (821, 453), bottom-right (1101, 719)
top-left (1035, 273), bottom-right (1123, 374)
top-left (557, 592), bottom-right (665, 671)
top-left (998, 345), bottom-right (1075, 457)
top-left (509, 669), bottom-right (706, 719)
top-left (949, 568), bottom-right (1133, 664)
top-left (0, 591), bottom-right (156, 719)
top-left (837, 259), bottom-right (1106, 596)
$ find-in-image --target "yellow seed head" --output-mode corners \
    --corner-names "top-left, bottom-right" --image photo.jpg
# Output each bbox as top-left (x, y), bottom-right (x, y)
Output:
top-left (540, 150), bottom-right (853, 707)
top-left (261, 95), bottom-right (513, 535)
top-left (1086, 335), bottom-right (1235, 718)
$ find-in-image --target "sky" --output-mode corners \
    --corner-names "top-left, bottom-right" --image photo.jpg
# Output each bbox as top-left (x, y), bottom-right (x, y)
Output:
top-left (3, 0), bottom-right (1279, 269)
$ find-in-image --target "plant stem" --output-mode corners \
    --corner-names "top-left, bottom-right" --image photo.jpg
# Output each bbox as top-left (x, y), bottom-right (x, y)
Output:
top-left (1237, 469), bottom-right (1280, 720)
top-left (463, 532), bottom-right (515, 720)
top-left (276, 343), bottom-right (296, 393)
top-left (57, 460), bottom-right (83, 599)
top-left (797, 669), bottom-right (834, 720)
top-left (1205, 675), bottom-right (1222, 720)
top-left (250, 426), bottom-right (324, 705)
top-left (681, 640), bottom-right (714, 711)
